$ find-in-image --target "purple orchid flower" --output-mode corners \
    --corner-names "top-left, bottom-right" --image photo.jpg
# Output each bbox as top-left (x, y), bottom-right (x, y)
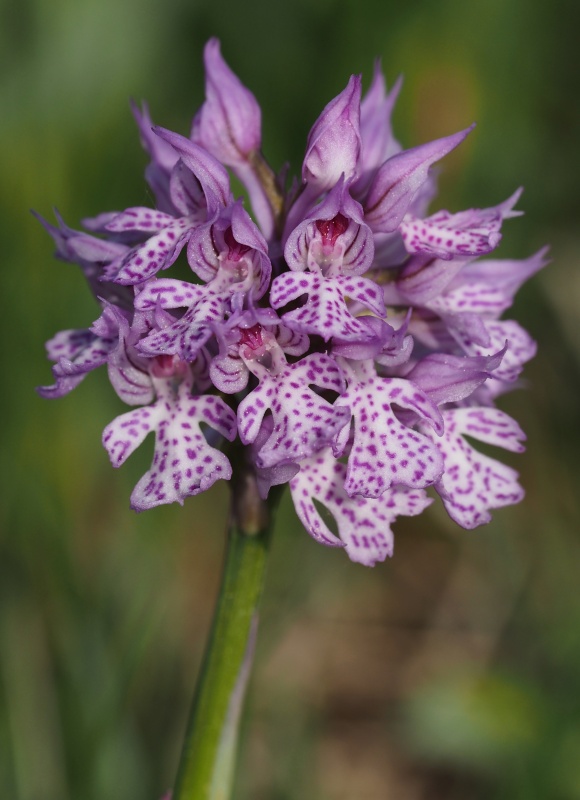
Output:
top-left (37, 39), bottom-right (546, 564)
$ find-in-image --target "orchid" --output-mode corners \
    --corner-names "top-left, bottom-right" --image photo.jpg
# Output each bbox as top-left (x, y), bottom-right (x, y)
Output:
top-left (38, 40), bottom-right (543, 554)
top-left (36, 38), bottom-right (545, 800)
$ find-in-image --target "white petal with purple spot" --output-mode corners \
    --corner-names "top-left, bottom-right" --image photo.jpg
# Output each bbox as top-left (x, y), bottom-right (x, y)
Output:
top-left (237, 353), bottom-right (350, 467)
top-left (102, 380), bottom-right (237, 510)
top-left (335, 375), bottom-right (444, 497)
top-left (430, 407), bottom-right (525, 528)
top-left (290, 448), bottom-right (432, 565)
top-left (270, 272), bottom-right (384, 342)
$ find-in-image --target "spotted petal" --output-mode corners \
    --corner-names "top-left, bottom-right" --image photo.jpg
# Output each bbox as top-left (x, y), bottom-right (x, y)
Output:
top-left (112, 217), bottom-right (196, 284)
top-left (237, 353), bottom-right (350, 468)
top-left (102, 380), bottom-right (237, 510)
top-left (290, 448), bottom-right (432, 565)
top-left (335, 373), bottom-right (444, 497)
top-left (450, 247), bottom-right (550, 312)
top-left (270, 272), bottom-right (384, 342)
top-left (137, 291), bottom-right (229, 360)
top-left (398, 189), bottom-right (522, 261)
top-left (427, 282), bottom-right (515, 317)
top-left (105, 207), bottom-right (176, 234)
top-left (430, 408), bottom-right (525, 528)
top-left (135, 279), bottom-right (207, 311)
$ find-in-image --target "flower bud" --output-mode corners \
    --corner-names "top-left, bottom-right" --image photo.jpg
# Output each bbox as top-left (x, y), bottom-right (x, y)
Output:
top-left (302, 74), bottom-right (362, 194)
top-left (192, 38), bottom-right (261, 166)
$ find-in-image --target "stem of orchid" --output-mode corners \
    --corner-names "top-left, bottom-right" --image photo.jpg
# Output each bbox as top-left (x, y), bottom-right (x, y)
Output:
top-left (173, 460), bottom-right (282, 800)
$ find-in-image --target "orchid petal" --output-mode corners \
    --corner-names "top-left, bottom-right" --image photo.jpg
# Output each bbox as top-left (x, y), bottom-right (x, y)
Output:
top-left (105, 207), bottom-right (176, 234)
top-left (154, 127), bottom-right (232, 213)
top-left (237, 353), bottom-right (350, 467)
top-left (271, 272), bottom-right (384, 342)
top-left (290, 448), bottom-right (432, 565)
top-left (192, 38), bottom-right (261, 166)
top-left (335, 373), bottom-right (444, 497)
top-left (102, 381), bottom-right (236, 510)
top-left (302, 75), bottom-right (362, 193)
top-left (137, 292), bottom-right (229, 360)
top-left (431, 408), bottom-right (525, 528)
top-left (351, 65), bottom-right (402, 197)
top-left (364, 126), bottom-right (473, 232)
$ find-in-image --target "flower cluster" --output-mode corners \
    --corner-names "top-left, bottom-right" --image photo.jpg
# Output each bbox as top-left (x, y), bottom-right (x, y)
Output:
top-left (37, 39), bottom-right (547, 566)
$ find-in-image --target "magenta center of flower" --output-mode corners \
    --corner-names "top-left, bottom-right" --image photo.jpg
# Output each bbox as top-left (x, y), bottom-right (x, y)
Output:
top-left (237, 323), bottom-right (264, 352)
top-left (217, 226), bottom-right (254, 285)
top-left (237, 323), bottom-right (282, 374)
top-left (315, 213), bottom-right (349, 246)
top-left (151, 354), bottom-right (188, 378)
top-left (223, 226), bottom-right (251, 262)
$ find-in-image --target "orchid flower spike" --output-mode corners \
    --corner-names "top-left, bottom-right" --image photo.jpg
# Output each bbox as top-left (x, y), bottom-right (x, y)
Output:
top-left (36, 39), bottom-right (546, 566)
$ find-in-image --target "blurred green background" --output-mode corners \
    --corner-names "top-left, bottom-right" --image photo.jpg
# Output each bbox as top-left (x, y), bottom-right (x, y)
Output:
top-left (1, 0), bottom-right (579, 797)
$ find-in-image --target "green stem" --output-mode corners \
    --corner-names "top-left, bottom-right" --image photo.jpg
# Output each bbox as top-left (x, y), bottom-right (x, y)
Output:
top-left (173, 462), bottom-right (281, 800)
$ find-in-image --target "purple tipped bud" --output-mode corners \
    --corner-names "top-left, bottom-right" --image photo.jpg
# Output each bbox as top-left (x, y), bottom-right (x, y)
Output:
top-left (153, 127), bottom-right (232, 213)
top-left (302, 75), bottom-right (362, 193)
top-left (351, 64), bottom-right (402, 197)
top-left (406, 349), bottom-right (506, 406)
top-left (192, 38), bottom-right (262, 166)
top-left (364, 125), bottom-right (474, 232)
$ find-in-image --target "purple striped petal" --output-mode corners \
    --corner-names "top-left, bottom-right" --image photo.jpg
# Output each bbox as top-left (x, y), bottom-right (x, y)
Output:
top-left (406, 349), bottom-right (505, 406)
top-left (302, 75), bottom-right (362, 193)
top-left (351, 65), bottom-right (402, 197)
top-left (284, 178), bottom-right (374, 276)
top-left (210, 352), bottom-right (249, 394)
top-left (169, 160), bottom-right (206, 217)
top-left (192, 38), bottom-right (261, 166)
top-left (130, 101), bottom-right (178, 213)
top-left (187, 202), bottom-right (271, 297)
top-left (364, 126), bottom-right (473, 232)
top-left (67, 233), bottom-right (128, 264)
top-left (107, 320), bottom-right (154, 406)
top-left (154, 127), bottom-right (232, 213)
top-left (452, 318), bottom-right (536, 383)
